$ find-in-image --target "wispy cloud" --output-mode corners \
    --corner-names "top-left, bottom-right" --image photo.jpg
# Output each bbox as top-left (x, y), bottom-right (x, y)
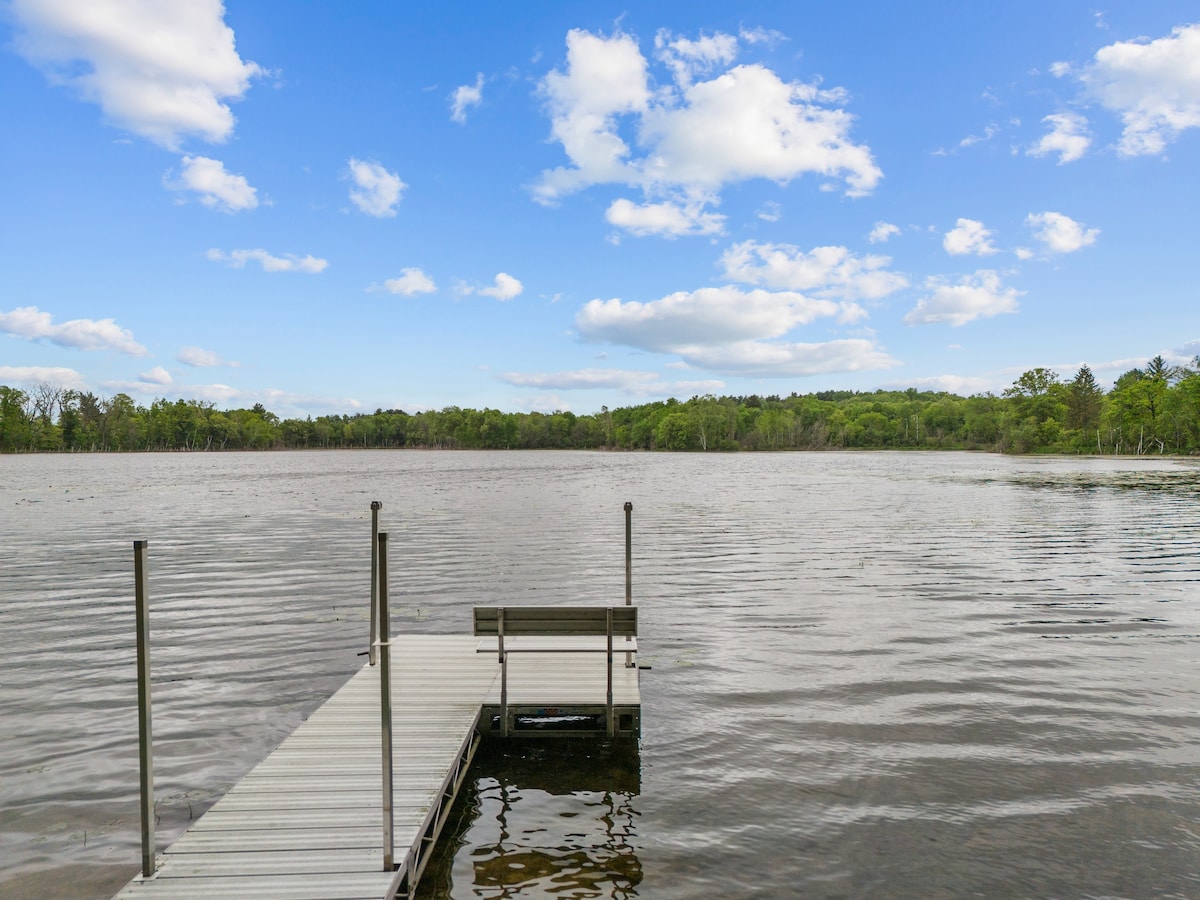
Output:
top-left (450, 73), bottom-right (484, 123)
top-left (177, 346), bottom-right (239, 368)
top-left (207, 248), bottom-right (328, 273)
top-left (0, 305), bottom-right (148, 356)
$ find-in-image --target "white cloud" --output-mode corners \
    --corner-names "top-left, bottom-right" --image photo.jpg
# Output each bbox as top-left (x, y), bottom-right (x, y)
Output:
top-left (756, 201), bottom-right (782, 222)
top-left (139, 366), bottom-right (172, 385)
top-left (1079, 24), bottom-right (1200, 156)
top-left (382, 267), bottom-right (437, 296)
top-left (533, 28), bottom-right (880, 230)
top-left (868, 221), bottom-right (900, 243)
top-left (1014, 246), bottom-right (1035, 260)
top-left (0, 365), bottom-right (87, 391)
top-left (905, 271), bottom-right (1022, 326)
top-left (501, 368), bottom-right (727, 398)
top-left (881, 374), bottom-right (996, 395)
top-left (168, 156), bottom-right (257, 212)
top-left (654, 28), bottom-right (738, 87)
top-left (478, 273), bottom-right (524, 301)
top-left (943, 218), bottom-right (998, 256)
top-left (573, 281), bottom-right (899, 376)
top-left (0, 305), bottom-right (148, 355)
top-left (1027, 112), bottom-right (1091, 163)
top-left (177, 345), bottom-right (237, 368)
top-left (347, 158), bottom-right (405, 217)
top-left (10, 0), bottom-right (262, 149)
top-left (1025, 211), bottom-right (1099, 254)
top-left (959, 123), bottom-right (999, 147)
top-left (502, 368), bottom-right (662, 392)
top-left (719, 240), bottom-right (908, 302)
top-left (605, 198), bottom-right (725, 237)
top-left (450, 73), bottom-right (484, 123)
top-left (207, 247), bottom-right (327, 273)
top-left (577, 286), bottom-right (842, 351)
top-left (677, 339), bottom-right (899, 377)
top-left (738, 26), bottom-right (786, 48)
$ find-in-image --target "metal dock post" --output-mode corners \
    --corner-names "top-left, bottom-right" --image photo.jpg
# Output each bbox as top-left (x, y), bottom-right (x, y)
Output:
top-left (133, 540), bottom-right (155, 878)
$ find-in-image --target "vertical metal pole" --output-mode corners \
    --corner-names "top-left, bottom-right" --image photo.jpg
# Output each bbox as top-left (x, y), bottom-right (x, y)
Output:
top-left (606, 606), bottom-right (615, 738)
top-left (498, 608), bottom-right (508, 738)
top-left (369, 501), bottom-right (381, 666)
top-left (378, 532), bottom-right (394, 870)
top-left (133, 540), bottom-right (155, 878)
top-left (623, 502), bottom-right (633, 667)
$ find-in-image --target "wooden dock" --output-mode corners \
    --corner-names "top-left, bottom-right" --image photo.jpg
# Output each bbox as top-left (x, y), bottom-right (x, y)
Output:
top-left (113, 634), bottom-right (641, 900)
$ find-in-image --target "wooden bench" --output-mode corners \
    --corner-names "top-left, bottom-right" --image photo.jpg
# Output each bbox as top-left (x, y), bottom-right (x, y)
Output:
top-left (473, 606), bottom-right (637, 737)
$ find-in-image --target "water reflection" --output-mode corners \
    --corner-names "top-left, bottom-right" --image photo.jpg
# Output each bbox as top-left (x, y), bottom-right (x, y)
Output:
top-left (424, 740), bottom-right (642, 899)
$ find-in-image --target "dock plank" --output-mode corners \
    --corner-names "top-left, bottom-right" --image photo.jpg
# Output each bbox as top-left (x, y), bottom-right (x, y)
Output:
top-left (113, 633), bottom-right (640, 900)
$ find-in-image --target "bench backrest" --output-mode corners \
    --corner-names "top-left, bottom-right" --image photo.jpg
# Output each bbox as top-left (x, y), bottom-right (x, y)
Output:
top-left (473, 605), bottom-right (637, 638)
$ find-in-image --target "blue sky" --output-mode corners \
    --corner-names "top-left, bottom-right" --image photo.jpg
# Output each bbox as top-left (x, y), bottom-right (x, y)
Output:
top-left (2, 2), bottom-right (1198, 417)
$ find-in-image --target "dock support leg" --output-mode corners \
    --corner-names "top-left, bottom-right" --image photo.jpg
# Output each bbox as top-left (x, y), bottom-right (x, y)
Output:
top-left (606, 607), bottom-right (615, 738)
top-left (498, 608), bottom-right (508, 738)
top-left (133, 540), bottom-right (155, 878)
top-left (624, 501), bottom-right (634, 668)
top-left (369, 501), bottom-right (381, 666)
top-left (378, 532), bottom-right (395, 871)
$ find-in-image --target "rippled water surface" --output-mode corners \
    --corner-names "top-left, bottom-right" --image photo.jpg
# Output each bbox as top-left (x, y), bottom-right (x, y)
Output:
top-left (2, 451), bottom-right (1199, 898)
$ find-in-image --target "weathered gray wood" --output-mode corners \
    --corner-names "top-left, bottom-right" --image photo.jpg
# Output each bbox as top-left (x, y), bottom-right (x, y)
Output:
top-left (473, 605), bottom-right (637, 636)
top-left (113, 634), bottom-right (640, 900)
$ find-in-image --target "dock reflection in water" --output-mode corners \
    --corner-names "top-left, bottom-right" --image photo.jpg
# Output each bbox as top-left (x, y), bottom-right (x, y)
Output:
top-left (424, 740), bottom-right (642, 898)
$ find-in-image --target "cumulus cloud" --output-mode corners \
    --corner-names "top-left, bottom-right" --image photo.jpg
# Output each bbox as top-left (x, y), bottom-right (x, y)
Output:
top-left (478, 273), bottom-right (524, 301)
top-left (905, 271), bottom-right (1022, 326)
top-left (168, 156), bottom-right (257, 212)
top-left (347, 158), bottom-right (405, 217)
top-left (0, 305), bottom-right (148, 355)
top-left (177, 345), bottom-right (237, 368)
top-left (720, 240), bottom-right (908, 303)
top-left (382, 267), bottom-right (437, 296)
top-left (943, 218), bottom-right (998, 256)
top-left (1025, 211), bottom-right (1099, 254)
top-left (139, 366), bottom-right (172, 385)
top-left (534, 28), bottom-right (880, 234)
top-left (207, 248), bottom-right (328, 273)
top-left (677, 339), bottom-right (899, 377)
top-left (1027, 112), bottom-right (1091, 163)
top-left (572, 281), bottom-right (899, 377)
top-left (0, 365), bottom-right (87, 390)
top-left (450, 73), bottom-right (484, 123)
top-left (605, 198), bottom-right (725, 237)
top-left (868, 221), bottom-right (900, 243)
top-left (10, 0), bottom-right (262, 149)
top-left (1079, 24), bottom-right (1200, 156)
top-left (577, 286), bottom-right (841, 351)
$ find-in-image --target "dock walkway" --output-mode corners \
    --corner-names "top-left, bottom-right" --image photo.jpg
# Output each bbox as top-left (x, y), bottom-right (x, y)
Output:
top-left (113, 634), bottom-right (641, 900)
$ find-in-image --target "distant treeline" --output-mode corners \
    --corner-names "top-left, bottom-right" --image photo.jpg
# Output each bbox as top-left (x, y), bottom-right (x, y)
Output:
top-left (4, 356), bottom-right (1200, 455)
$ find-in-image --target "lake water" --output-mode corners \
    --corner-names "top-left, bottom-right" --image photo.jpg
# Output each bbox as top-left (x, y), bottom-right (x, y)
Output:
top-left (1, 450), bottom-right (1199, 898)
